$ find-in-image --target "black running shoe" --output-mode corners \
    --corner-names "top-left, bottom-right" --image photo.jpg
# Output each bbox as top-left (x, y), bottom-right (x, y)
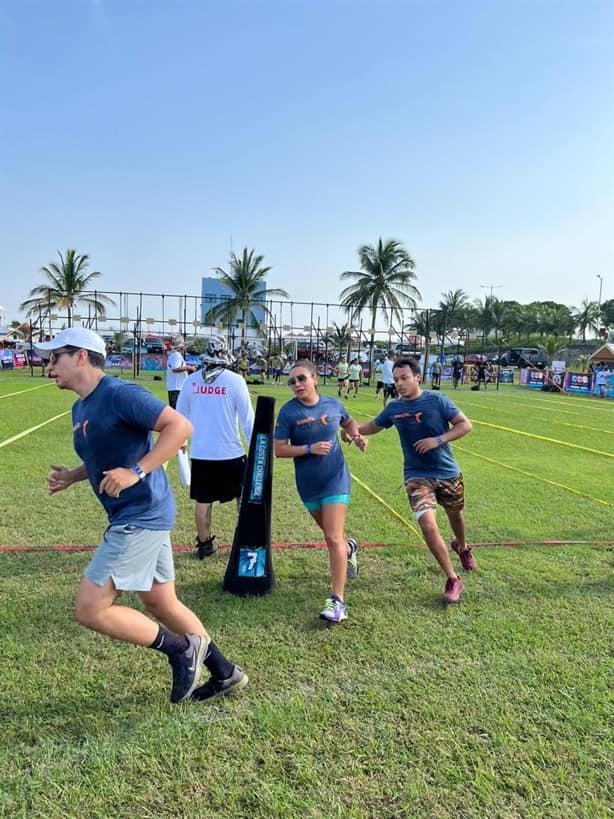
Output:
top-left (169, 634), bottom-right (208, 704)
top-left (191, 665), bottom-right (249, 702)
top-left (195, 535), bottom-right (218, 559)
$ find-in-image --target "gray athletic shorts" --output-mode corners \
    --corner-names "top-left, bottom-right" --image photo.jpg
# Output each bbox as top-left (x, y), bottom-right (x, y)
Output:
top-left (84, 524), bottom-right (175, 591)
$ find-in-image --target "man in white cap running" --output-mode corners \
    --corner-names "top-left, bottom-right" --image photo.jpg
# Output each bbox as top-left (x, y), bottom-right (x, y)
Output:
top-left (35, 327), bottom-right (248, 703)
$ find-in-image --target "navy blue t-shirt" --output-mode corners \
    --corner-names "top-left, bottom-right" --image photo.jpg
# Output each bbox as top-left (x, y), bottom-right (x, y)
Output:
top-left (374, 391), bottom-right (462, 480)
top-left (274, 394), bottom-right (351, 502)
top-left (72, 376), bottom-right (175, 528)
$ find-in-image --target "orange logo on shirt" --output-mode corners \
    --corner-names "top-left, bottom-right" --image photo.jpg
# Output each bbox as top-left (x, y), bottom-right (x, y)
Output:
top-left (296, 416), bottom-right (316, 426)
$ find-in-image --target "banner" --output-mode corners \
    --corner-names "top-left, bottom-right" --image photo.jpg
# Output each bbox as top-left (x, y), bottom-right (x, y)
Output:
top-left (564, 372), bottom-right (593, 395)
top-left (498, 367), bottom-right (514, 383)
top-left (1, 349), bottom-right (27, 368)
top-left (522, 368), bottom-right (546, 389)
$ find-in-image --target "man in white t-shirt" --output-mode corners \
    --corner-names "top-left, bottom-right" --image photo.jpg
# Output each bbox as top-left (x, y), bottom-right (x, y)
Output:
top-left (382, 351), bottom-right (396, 406)
top-left (176, 336), bottom-right (255, 558)
top-left (166, 337), bottom-right (196, 409)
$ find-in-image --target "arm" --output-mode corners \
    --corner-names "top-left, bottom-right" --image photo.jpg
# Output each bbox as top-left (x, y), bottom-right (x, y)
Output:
top-left (237, 382), bottom-right (255, 444)
top-left (357, 420), bottom-right (384, 436)
top-left (274, 439), bottom-right (333, 458)
top-left (98, 407), bottom-right (194, 497)
top-left (340, 417), bottom-right (368, 451)
top-left (47, 463), bottom-right (88, 495)
top-left (413, 412), bottom-right (472, 455)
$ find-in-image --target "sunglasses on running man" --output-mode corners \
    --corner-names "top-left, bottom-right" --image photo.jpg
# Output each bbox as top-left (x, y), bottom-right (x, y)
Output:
top-left (49, 347), bottom-right (80, 365)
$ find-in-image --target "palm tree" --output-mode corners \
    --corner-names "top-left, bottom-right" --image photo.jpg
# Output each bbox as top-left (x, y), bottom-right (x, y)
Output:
top-left (436, 289), bottom-right (471, 352)
top-left (328, 322), bottom-right (356, 359)
top-left (205, 247), bottom-right (289, 348)
top-left (339, 238), bottom-right (420, 368)
top-left (20, 249), bottom-right (114, 327)
top-left (571, 299), bottom-right (600, 342)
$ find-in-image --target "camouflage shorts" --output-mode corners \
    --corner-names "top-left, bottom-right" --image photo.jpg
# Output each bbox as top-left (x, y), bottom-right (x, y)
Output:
top-left (405, 474), bottom-right (465, 516)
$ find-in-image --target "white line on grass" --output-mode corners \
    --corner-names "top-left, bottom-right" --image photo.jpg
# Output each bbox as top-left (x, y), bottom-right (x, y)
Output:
top-left (0, 383), bottom-right (55, 400)
top-left (0, 411), bottom-right (71, 449)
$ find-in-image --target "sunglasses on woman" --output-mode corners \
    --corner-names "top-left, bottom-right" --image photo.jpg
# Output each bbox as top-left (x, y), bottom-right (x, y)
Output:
top-left (287, 374), bottom-right (309, 386)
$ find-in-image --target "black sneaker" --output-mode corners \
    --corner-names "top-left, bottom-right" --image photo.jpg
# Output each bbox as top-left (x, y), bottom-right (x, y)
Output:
top-left (169, 634), bottom-right (208, 704)
top-left (191, 665), bottom-right (249, 702)
top-left (196, 534), bottom-right (217, 559)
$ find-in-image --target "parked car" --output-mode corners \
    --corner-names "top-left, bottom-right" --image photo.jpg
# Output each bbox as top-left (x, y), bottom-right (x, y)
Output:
top-left (498, 348), bottom-right (549, 368)
top-left (144, 336), bottom-right (166, 354)
top-left (464, 353), bottom-right (489, 365)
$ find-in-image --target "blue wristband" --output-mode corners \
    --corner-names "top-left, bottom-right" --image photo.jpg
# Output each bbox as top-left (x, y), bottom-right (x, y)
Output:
top-left (305, 443), bottom-right (312, 455)
top-left (436, 435), bottom-right (443, 447)
top-left (132, 464), bottom-right (146, 481)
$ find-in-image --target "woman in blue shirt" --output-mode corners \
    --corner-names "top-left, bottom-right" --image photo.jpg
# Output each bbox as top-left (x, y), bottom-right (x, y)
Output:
top-left (274, 360), bottom-right (367, 623)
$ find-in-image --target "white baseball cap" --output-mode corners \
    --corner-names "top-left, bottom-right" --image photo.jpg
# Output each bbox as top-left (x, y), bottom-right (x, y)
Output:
top-left (34, 327), bottom-right (107, 358)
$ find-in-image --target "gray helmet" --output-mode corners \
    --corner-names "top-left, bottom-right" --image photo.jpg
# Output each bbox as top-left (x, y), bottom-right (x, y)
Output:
top-left (201, 334), bottom-right (232, 367)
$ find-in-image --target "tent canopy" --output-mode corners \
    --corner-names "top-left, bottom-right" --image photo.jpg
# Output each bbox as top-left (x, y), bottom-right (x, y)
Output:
top-left (588, 343), bottom-right (614, 363)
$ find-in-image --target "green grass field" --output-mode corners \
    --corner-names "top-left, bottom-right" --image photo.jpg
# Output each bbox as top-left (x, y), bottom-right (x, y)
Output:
top-left (0, 369), bottom-right (612, 818)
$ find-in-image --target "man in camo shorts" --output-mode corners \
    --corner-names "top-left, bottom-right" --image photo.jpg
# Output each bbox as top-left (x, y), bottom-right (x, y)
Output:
top-left (357, 357), bottom-right (476, 604)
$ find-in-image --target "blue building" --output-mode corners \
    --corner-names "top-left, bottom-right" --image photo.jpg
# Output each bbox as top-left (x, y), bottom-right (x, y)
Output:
top-left (200, 277), bottom-right (267, 330)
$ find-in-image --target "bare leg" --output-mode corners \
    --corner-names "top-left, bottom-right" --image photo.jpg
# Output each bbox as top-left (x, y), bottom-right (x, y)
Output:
top-left (416, 509), bottom-right (458, 579)
top-left (195, 502), bottom-right (213, 541)
top-left (76, 578), bottom-right (160, 645)
top-left (446, 508), bottom-right (467, 550)
top-left (139, 581), bottom-right (207, 638)
top-left (309, 504), bottom-right (348, 599)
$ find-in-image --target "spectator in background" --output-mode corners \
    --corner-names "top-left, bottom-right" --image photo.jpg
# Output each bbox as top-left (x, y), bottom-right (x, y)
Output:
top-left (431, 359), bottom-right (442, 390)
top-left (335, 356), bottom-right (349, 398)
top-left (166, 336), bottom-right (195, 409)
top-left (236, 352), bottom-right (249, 380)
top-left (595, 365), bottom-right (608, 398)
top-left (382, 351), bottom-right (396, 406)
top-left (374, 359), bottom-right (384, 396)
top-left (256, 355), bottom-right (268, 383)
top-left (348, 358), bottom-right (362, 398)
top-left (475, 361), bottom-right (487, 390)
top-left (452, 359), bottom-right (463, 389)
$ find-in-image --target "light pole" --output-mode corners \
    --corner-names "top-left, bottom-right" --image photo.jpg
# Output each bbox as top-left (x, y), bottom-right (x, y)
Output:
top-left (480, 284), bottom-right (503, 298)
top-left (597, 274), bottom-right (603, 310)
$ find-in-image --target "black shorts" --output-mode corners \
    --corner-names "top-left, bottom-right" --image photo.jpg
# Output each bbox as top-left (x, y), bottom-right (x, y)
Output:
top-left (168, 390), bottom-right (180, 409)
top-left (383, 383), bottom-right (396, 398)
top-left (190, 456), bottom-right (247, 503)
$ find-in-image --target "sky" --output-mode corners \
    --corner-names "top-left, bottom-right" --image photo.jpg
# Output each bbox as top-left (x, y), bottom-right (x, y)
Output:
top-left (1, 0), bottom-right (612, 331)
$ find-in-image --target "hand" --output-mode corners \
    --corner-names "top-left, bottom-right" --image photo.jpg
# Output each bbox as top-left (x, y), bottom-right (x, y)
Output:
top-left (48, 465), bottom-right (74, 495)
top-left (353, 435), bottom-right (368, 452)
top-left (310, 440), bottom-right (333, 456)
top-left (413, 437), bottom-right (439, 455)
top-left (99, 467), bottom-right (140, 498)
top-left (340, 429), bottom-right (353, 445)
